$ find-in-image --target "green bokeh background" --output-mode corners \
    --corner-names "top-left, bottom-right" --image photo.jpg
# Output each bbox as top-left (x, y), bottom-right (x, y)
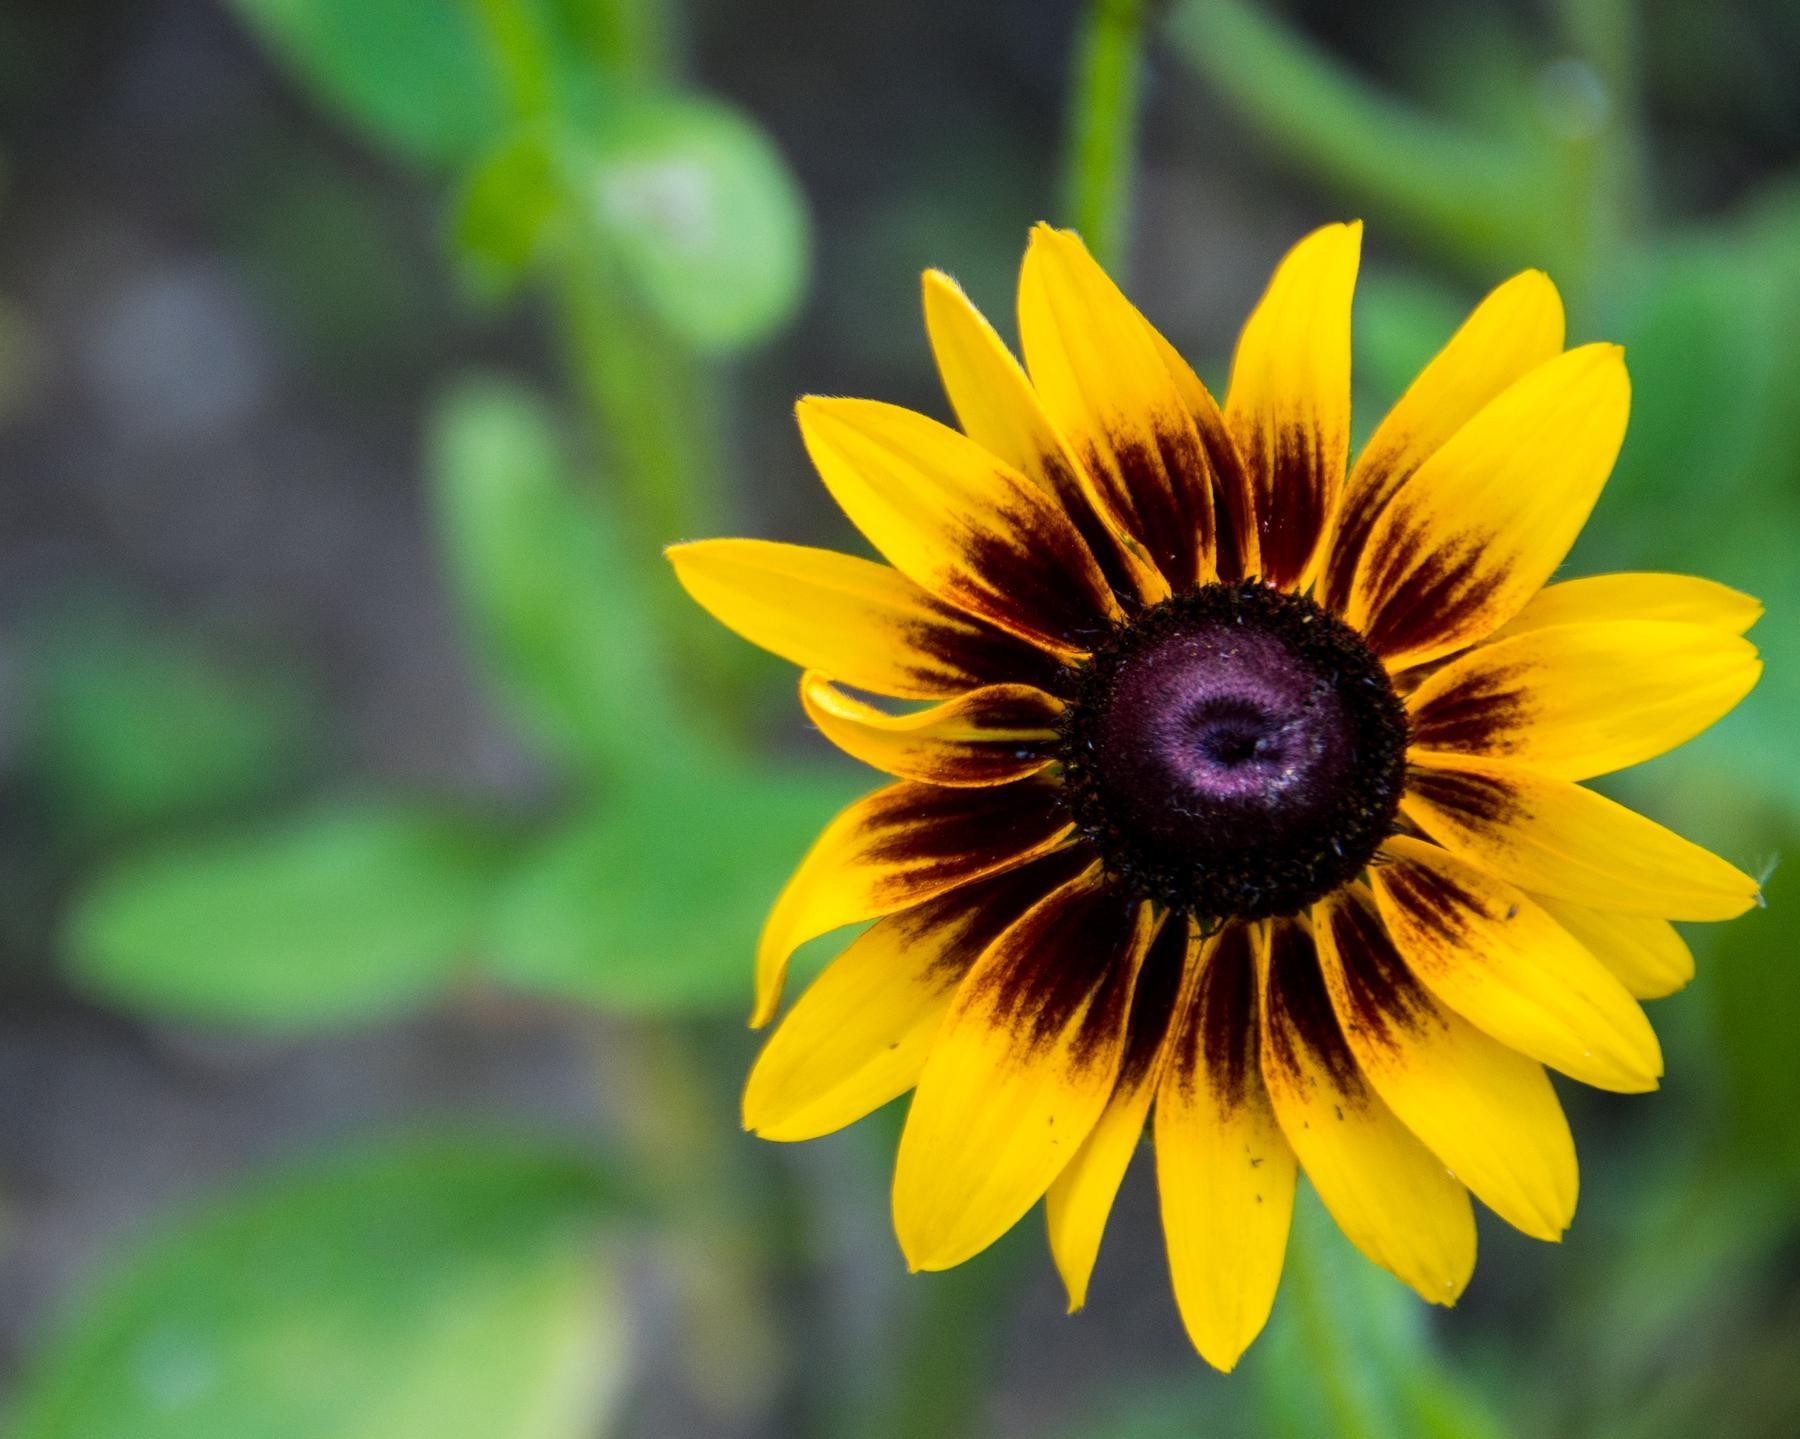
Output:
top-left (1, 1), bottom-right (1797, 1435)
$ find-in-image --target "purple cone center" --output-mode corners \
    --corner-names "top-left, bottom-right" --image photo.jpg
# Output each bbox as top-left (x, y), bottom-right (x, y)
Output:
top-left (1060, 583), bottom-right (1408, 920)
top-left (1090, 623), bottom-right (1353, 850)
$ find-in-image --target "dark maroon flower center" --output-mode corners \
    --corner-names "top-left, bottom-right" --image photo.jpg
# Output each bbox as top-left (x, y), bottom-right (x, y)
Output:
top-left (1059, 582), bottom-right (1408, 921)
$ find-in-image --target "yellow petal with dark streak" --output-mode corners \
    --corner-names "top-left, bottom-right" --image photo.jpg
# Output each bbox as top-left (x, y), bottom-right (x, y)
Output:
top-left (798, 396), bottom-right (1119, 656)
top-left (799, 672), bottom-right (1062, 787)
top-left (1045, 916), bottom-right (1192, 1311)
top-left (666, 539), bottom-right (1064, 699)
top-left (1371, 836), bottom-right (1663, 1092)
top-left (1143, 321), bottom-right (1261, 583)
top-left (1313, 888), bottom-right (1577, 1240)
top-left (1320, 269), bottom-right (1563, 611)
top-left (744, 857), bottom-right (1085, 1139)
top-left (922, 268), bottom-right (1166, 604)
top-left (893, 869), bottom-right (1152, 1271)
top-left (1344, 344), bottom-right (1630, 669)
top-left (1407, 620), bottom-right (1760, 780)
top-left (1223, 222), bottom-right (1361, 591)
top-left (1256, 919), bottom-right (1475, 1304)
top-left (1154, 924), bottom-right (1296, 1373)
top-left (753, 780), bottom-right (1076, 1026)
top-left (1018, 224), bottom-right (1218, 589)
top-left (1402, 755), bottom-right (1760, 920)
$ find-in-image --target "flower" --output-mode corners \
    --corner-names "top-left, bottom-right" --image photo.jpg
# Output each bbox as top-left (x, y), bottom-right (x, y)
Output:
top-left (666, 222), bottom-right (1764, 1370)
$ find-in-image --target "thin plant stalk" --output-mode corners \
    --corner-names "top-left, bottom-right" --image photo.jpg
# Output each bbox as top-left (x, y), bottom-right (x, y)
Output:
top-left (1063, 0), bottom-right (1150, 276)
top-left (469, 0), bottom-right (791, 1428)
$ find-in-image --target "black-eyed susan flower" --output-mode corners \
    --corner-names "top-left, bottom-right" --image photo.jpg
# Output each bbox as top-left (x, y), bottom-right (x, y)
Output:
top-left (666, 222), bottom-right (1763, 1370)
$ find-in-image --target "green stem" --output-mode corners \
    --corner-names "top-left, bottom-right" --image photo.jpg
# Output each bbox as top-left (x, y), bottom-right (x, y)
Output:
top-left (552, 226), bottom-right (753, 720)
top-left (1164, 0), bottom-right (1552, 274)
top-left (555, 248), bottom-right (719, 547)
top-left (491, 0), bottom-right (713, 545)
top-left (473, 0), bottom-right (713, 546)
top-left (471, 0), bottom-right (554, 119)
top-left (474, 0), bottom-right (742, 696)
top-left (1548, 0), bottom-right (1650, 303)
top-left (1278, 1211), bottom-right (1384, 1439)
top-left (590, 1020), bottom-right (786, 1420)
top-left (1062, 0), bottom-right (1149, 275)
top-left (588, 0), bottom-right (676, 84)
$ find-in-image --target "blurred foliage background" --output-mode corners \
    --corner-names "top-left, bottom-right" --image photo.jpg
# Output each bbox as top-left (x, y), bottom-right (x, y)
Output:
top-left (1, 0), bottom-right (1798, 1435)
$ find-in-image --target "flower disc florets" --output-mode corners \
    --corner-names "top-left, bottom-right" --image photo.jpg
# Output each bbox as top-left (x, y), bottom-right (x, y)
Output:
top-left (1059, 581), bottom-right (1408, 921)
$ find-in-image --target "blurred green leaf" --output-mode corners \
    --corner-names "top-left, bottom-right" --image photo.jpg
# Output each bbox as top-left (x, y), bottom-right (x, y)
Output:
top-left (1588, 191), bottom-right (1800, 816)
top-left (428, 376), bottom-right (698, 780)
top-left (1352, 268), bottom-right (1470, 438)
top-left (223, 0), bottom-right (503, 168)
top-left (27, 614), bottom-right (313, 844)
top-left (1249, 1187), bottom-right (1507, 1439)
top-left (575, 93), bottom-right (811, 353)
top-left (453, 131), bottom-right (563, 297)
top-left (533, 0), bottom-right (671, 84)
top-left (1708, 840), bottom-right (1800, 1194)
top-left (5, 1138), bottom-right (627, 1439)
top-left (65, 803), bottom-right (505, 1031)
top-left (489, 764), bottom-right (857, 1016)
top-left (1534, 1158), bottom-right (1791, 1439)
top-left (1610, 229), bottom-right (1787, 520)
top-left (1163, 0), bottom-right (1550, 271)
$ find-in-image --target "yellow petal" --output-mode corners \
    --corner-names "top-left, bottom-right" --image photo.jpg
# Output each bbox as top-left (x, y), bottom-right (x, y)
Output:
top-left (1045, 1084), bottom-right (1153, 1312)
top-left (744, 855), bottom-right (1088, 1140)
top-left (1154, 924), bottom-right (1296, 1373)
top-left (1492, 571), bottom-right (1763, 639)
top-left (666, 539), bottom-right (1064, 699)
top-left (1017, 224), bottom-right (1218, 588)
top-left (1407, 621), bottom-right (1761, 780)
top-left (922, 268), bottom-right (1167, 604)
top-left (1312, 887), bottom-right (1577, 1240)
top-left (1344, 344), bottom-right (1630, 669)
top-left (1045, 916), bottom-right (1191, 1311)
top-left (1144, 322), bottom-right (1261, 582)
top-left (1223, 221), bottom-right (1361, 590)
top-left (1371, 835), bottom-right (1663, 1092)
top-left (754, 780), bottom-right (1076, 1026)
top-left (1256, 919), bottom-right (1475, 1305)
top-left (797, 397), bottom-right (1121, 654)
top-left (1403, 755), bottom-right (1761, 920)
top-left (799, 672), bottom-right (1062, 787)
top-left (892, 869), bottom-right (1153, 1271)
top-left (1535, 897), bottom-right (1696, 1000)
top-left (1319, 269), bottom-right (1564, 611)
